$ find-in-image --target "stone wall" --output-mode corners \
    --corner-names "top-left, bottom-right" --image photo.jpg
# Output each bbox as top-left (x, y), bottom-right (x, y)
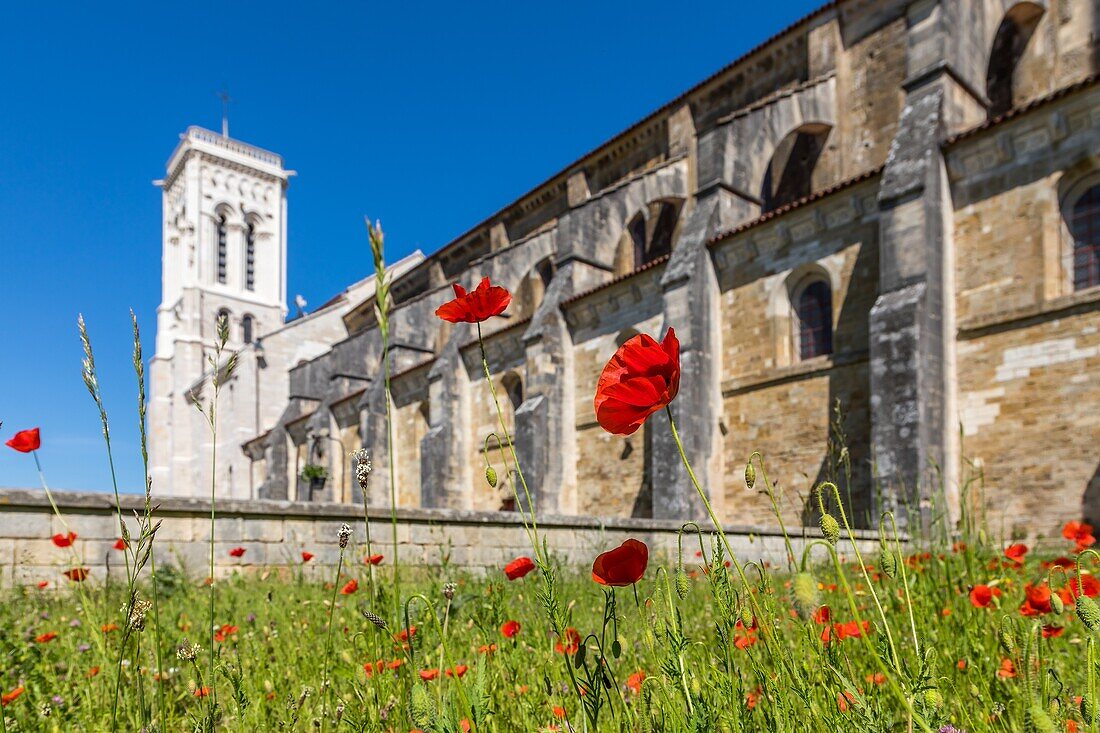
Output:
top-left (0, 488), bottom-right (880, 587)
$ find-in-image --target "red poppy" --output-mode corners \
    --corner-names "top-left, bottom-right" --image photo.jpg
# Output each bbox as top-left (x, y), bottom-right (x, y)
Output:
top-left (445, 665), bottom-right (468, 678)
top-left (214, 624), bottom-right (238, 642)
top-left (625, 671), bottom-right (645, 694)
top-left (997, 658), bottom-right (1016, 678)
top-left (363, 660), bottom-right (384, 678)
top-left (591, 539), bottom-right (649, 586)
top-left (51, 531), bottom-right (77, 548)
top-left (113, 538), bottom-right (127, 551)
top-left (86, 666), bottom-right (100, 678)
top-left (396, 625), bottom-right (417, 642)
top-left (64, 567), bottom-right (89, 582)
top-left (1042, 625), bottom-right (1065, 638)
top-left (419, 668), bottom-right (440, 681)
top-left (387, 658), bottom-right (404, 670)
top-left (504, 556), bottom-right (535, 580)
top-left (554, 627), bottom-right (581, 655)
top-left (301, 552), bottom-right (314, 563)
top-left (101, 623), bottom-right (119, 633)
top-left (593, 328), bottom-right (680, 436)
top-left (1004, 543), bottom-right (1028, 565)
top-left (478, 643), bottom-right (497, 655)
top-left (1020, 584), bottom-right (1053, 616)
top-left (228, 547), bottom-right (246, 558)
top-left (5, 428), bottom-right (41, 453)
top-left (969, 584), bottom-right (1002, 609)
top-left (813, 605), bottom-right (831, 625)
top-left (866, 672), bottom-right (887, 685)
top-left (501, 619), bottom-right (521, 638)
top-left (435, 277), bottom-right (511, 324)
top-left (1064, 521), bottom-right (1097, 552)
top-left (193, 686), bottom-right (211, 697)
top-left (552, 706), bottom-right (567, 719)
top-left (365, 554), bottom-right (384, 565)
top-left (1, 686), bottom-right (24, 707)
top-left (34, 631), bottom-right (58, 643)
top-left (340, 578), bottom-right (358, 595)
top-left (36, 580), bottom-right (48, 589)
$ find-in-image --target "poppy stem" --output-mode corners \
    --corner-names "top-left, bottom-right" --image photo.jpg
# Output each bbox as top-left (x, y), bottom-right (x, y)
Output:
top-left (319, 547), bottom-right (345, 733)
top-left (631, 582), bottom-right (639, 608)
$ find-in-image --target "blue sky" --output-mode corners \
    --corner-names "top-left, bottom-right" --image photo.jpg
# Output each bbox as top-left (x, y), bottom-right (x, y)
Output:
top-left (0, 1), bottom-right (822, 492)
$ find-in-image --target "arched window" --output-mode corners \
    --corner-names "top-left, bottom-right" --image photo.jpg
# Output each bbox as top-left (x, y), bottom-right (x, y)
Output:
top-left (245, 220), bottom-right (256, 291)
top-left (216, 308), bottom-right (232, 340)
top-left (797, 281), bottom-right (833, 360)
top-left (502, 372), bottom-right (523, 412)
top-left (242, 314), bottom-right (255, 344)
top-left (986, 3), bottom-right (1043, 117)
top-left (761, 124), bottom-right (832, 213)
top-left (617, 199), bottom-right (684, 275)
top-left (1071, 183), bottom-right (1100, 291)
top-left (216, 214), bottom-right (228, 284)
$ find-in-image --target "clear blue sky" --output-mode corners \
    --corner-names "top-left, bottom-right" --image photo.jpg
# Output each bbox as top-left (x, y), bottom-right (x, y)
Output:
top-left (0, 1), bottom-right (822, 492)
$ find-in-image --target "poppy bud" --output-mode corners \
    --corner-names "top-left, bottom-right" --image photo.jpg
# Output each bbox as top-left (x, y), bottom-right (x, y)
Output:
top-left (1078, 595), bottom-right (1100, 632)
top-left (744, 462), bottom-right (756, 490)
top-left (793, 572), bottom-right (818, 620)
top-left (879, 547), bottom-right (897, 579)
top-left (820, 513), bottom-right (841, 545)
top-left (999, 624), bottom-right (1017, 656)
top-left (923, 687), bottom-right (942, 710)
top-left (675, 568), bottom-right (689, 600)
top-left (611, 638), bottom-right (622, 659)
top-left (1050, 592), bottom-right (1064, 616)
top-left (485, 465), bottom-right (498, 488)
top-left (410, 685), bottom-right (435, 729)
top-left (1026, 705), bottom-right (1056, 733)
top-left (740, 604), bottom-right (753, 629)
top-left (1082, 694), bottom-right (1096, 725)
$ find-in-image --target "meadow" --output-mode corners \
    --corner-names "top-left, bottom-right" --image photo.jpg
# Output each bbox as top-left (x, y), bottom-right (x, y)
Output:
top-left (3, 222), bottom-right (1096, 732)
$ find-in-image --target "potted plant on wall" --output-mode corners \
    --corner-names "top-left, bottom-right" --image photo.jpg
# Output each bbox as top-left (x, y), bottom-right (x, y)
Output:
top-left (300, 463), bottom-right (329, 499)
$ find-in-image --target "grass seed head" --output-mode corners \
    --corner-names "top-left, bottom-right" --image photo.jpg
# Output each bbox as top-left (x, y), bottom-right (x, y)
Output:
top-left (337, 523), bottom-right (352, 549)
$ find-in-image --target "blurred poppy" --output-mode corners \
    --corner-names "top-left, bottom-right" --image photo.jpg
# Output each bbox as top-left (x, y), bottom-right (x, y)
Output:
top-left (51, 532), bottom-right (77, 548)
top-left (504, 556), bottom-right (535, 580)
top-left (193, 686), bottom-right (211, 697)
top-left (501, 620), bottom-right (521, 638)
top-left (113, 538), bottom-right (127, 551)
top-left (594, 329), bottom-right (679, 436)
top-left (1064, 521), bottom-right (1096, 552)
top-left (228, 547), bottom-right (246, 558)
top-left (34, 631), bottom-right (58, 643)
top-left (1, 686), bottom-right (24, 706)
top-left (591, 538), bottom-right (648, 587)
top-left (396, 626), bottom-right (417, 642)
top-left (420, 668), bottom-right (440, 681)
top-left (6, 428), bottom-right (40, 453)
top-left (445, 665), bottom-right (468, 678)
top-left (626, 671), bottom-right (645, 694)
top-left (435, 277), bottom-right (511, 324)
top-left (969, 584), bottom-right (1002, 608)
top-left (997, 658), bottom-right (1017, 678)
top-left (64, 567), bottom-right (89, 582)
top-left (554, 627), bottom-right (581, 655)
top-left (1004, 544), bottom-right (1028, 565)
top-left (366, 554), bottom-right (384, 565)
top-left (340, 579), bottom-right (358, 595)
top-left (36, 580), bottom-right (48, 589)
top-left (301, 552), bottom-right (314, 562)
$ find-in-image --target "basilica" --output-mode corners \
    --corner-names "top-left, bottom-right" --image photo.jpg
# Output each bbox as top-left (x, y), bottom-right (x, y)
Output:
top-left (149, 0), bottom-right (1100, 537)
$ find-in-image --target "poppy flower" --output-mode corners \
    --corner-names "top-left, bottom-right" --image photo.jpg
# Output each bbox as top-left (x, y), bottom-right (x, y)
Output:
top-left (228, 547), bottom-right (246, 558)
top-left (504, 556), bottom-right (535, 580)
top-left (445, 665), bottom-right (468, 678)
top-left (1042, 625), bottom-right (1065, 638)
top-left (64, 567), bottom-right (89, 582)
top-left (1, 686), bottom-right (24, 707)
top-left (36, 580), bottom-right (48, 589)
top-left (396, 625), bottom-right (417, 642)
top-left (593, 328), bottom-right (680, 436)
top-left (365, 554), bottom-right (384, 565)
top-left (214, 624), bottom-right (238, 642)
top-left (340, 579), bottom-right (358, 595)
top-left (1004, 543), bottom-right (1028, 565)
top-left (997, 658), bottom-right (1016, 678)
top-left (591, 539), bottom-right (649, 586)
top-left (435, 277), bottom-right (511, 324)
top-left (478, 643), bottom-right (497, 654)
top-left (52, 531), bottom-right (77, 548)
top-left (554, 627), bottom-right (581, 655)
top-left (553, 706), bottom-right (567, 719)
top-left (86, 666), bottom-right (100, 678)
top-left (101, 623), bottom-right (119, 633)
top-left (1068, 573), bottom-right (1100, 598)
top-left (501, 620), bottom-right (521, 638)
top-left (301, 552), bottom-right (314, 563)
top-left (813, 605), bottom-right (831, 625)
top-left (1020, 584), bottom-right (1053, 616)
top-left (969, 584), bottom-right (1002, 608)
top-left (363, 660), bottom-right (383, 677)
top-left (1063, 521), bottom-right (1097, 552)
top-left (419, 668), bottom-right (440, 681)
top-left (625, 671), bottom-right (645, 694)
top-left (35, 631), bottom-right (58, 643)
top-left (193, 686), bottom-right (211, 697)
top-left (5, 428), bottom-right (40, 453)
top-left (113, 538), bottom-right (127, 551)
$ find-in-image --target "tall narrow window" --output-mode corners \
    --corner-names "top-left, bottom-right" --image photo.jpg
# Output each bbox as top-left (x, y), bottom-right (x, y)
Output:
top-left (245, 221), bottom-right (256, 291)
top-left (1072, 184), bottom-right (1100, 291)
top-left (797, 281), bottom-right (833, 360)
top-left (216, 215), bottom-right (228, 284)
top-left (242, 314), bottom-right (254, 344)
top-left (985, 3), bottom-right (1043, 118)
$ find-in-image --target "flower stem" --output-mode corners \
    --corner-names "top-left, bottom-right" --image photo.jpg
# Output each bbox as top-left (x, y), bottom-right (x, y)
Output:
top-left (320, 548), bottom-right (345, 733)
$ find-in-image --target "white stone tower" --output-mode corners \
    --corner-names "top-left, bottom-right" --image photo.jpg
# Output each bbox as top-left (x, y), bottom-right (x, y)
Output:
top-left (149, 127), bottom-right (292, 497)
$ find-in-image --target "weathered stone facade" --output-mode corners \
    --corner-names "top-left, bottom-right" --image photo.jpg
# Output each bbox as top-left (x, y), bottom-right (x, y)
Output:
top-left (155, 0), bottom-right (1100, 539)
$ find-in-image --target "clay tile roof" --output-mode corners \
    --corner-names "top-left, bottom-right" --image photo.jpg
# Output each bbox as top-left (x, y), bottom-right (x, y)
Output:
top-left (944, 73), bottom-right (1100, 146)
top-left (705, 166), bottom-right (884, 247)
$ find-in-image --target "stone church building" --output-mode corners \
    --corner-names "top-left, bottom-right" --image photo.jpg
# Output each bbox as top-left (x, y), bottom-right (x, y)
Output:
top-left (149, 0), bottom-right (1100, 537)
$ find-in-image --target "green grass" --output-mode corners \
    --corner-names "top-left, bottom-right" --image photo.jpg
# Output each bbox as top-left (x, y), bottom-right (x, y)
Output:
top-left (1, 534), bottom-right (1096, 732)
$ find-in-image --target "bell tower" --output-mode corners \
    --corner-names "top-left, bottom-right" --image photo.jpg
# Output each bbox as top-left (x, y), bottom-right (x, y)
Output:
top-left (149, 126), bottom-right (292, 496)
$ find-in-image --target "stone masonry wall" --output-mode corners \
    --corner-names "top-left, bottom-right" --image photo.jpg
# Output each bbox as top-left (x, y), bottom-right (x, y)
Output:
top-left (0, 489), bottom-right (879, 587)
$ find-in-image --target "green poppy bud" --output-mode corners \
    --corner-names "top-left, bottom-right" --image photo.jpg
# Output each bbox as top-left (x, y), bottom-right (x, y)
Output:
top-left (745, 462), bottom-right (756, 490)
top-left (820, 513), bottom-right (841, 545)
top-left (485, 465), bottom-right (498, 488)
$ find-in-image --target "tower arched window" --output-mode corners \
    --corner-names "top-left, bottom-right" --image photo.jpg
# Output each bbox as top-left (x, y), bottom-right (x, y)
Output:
top-left (242, 314), bottom-right (255, 344)
top-left (245, 220), bottom-right (256, 291)
top-left (985, 3), bottom-right (1043, 118)
top-left (761, 125), bottom-right (832, 213)
top-left (796, 280), bottom-right (833, 360)
top-left (1071, 183), bottom-right (1100, 291)
top-left (216, 214), bottom-right (228, 284)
